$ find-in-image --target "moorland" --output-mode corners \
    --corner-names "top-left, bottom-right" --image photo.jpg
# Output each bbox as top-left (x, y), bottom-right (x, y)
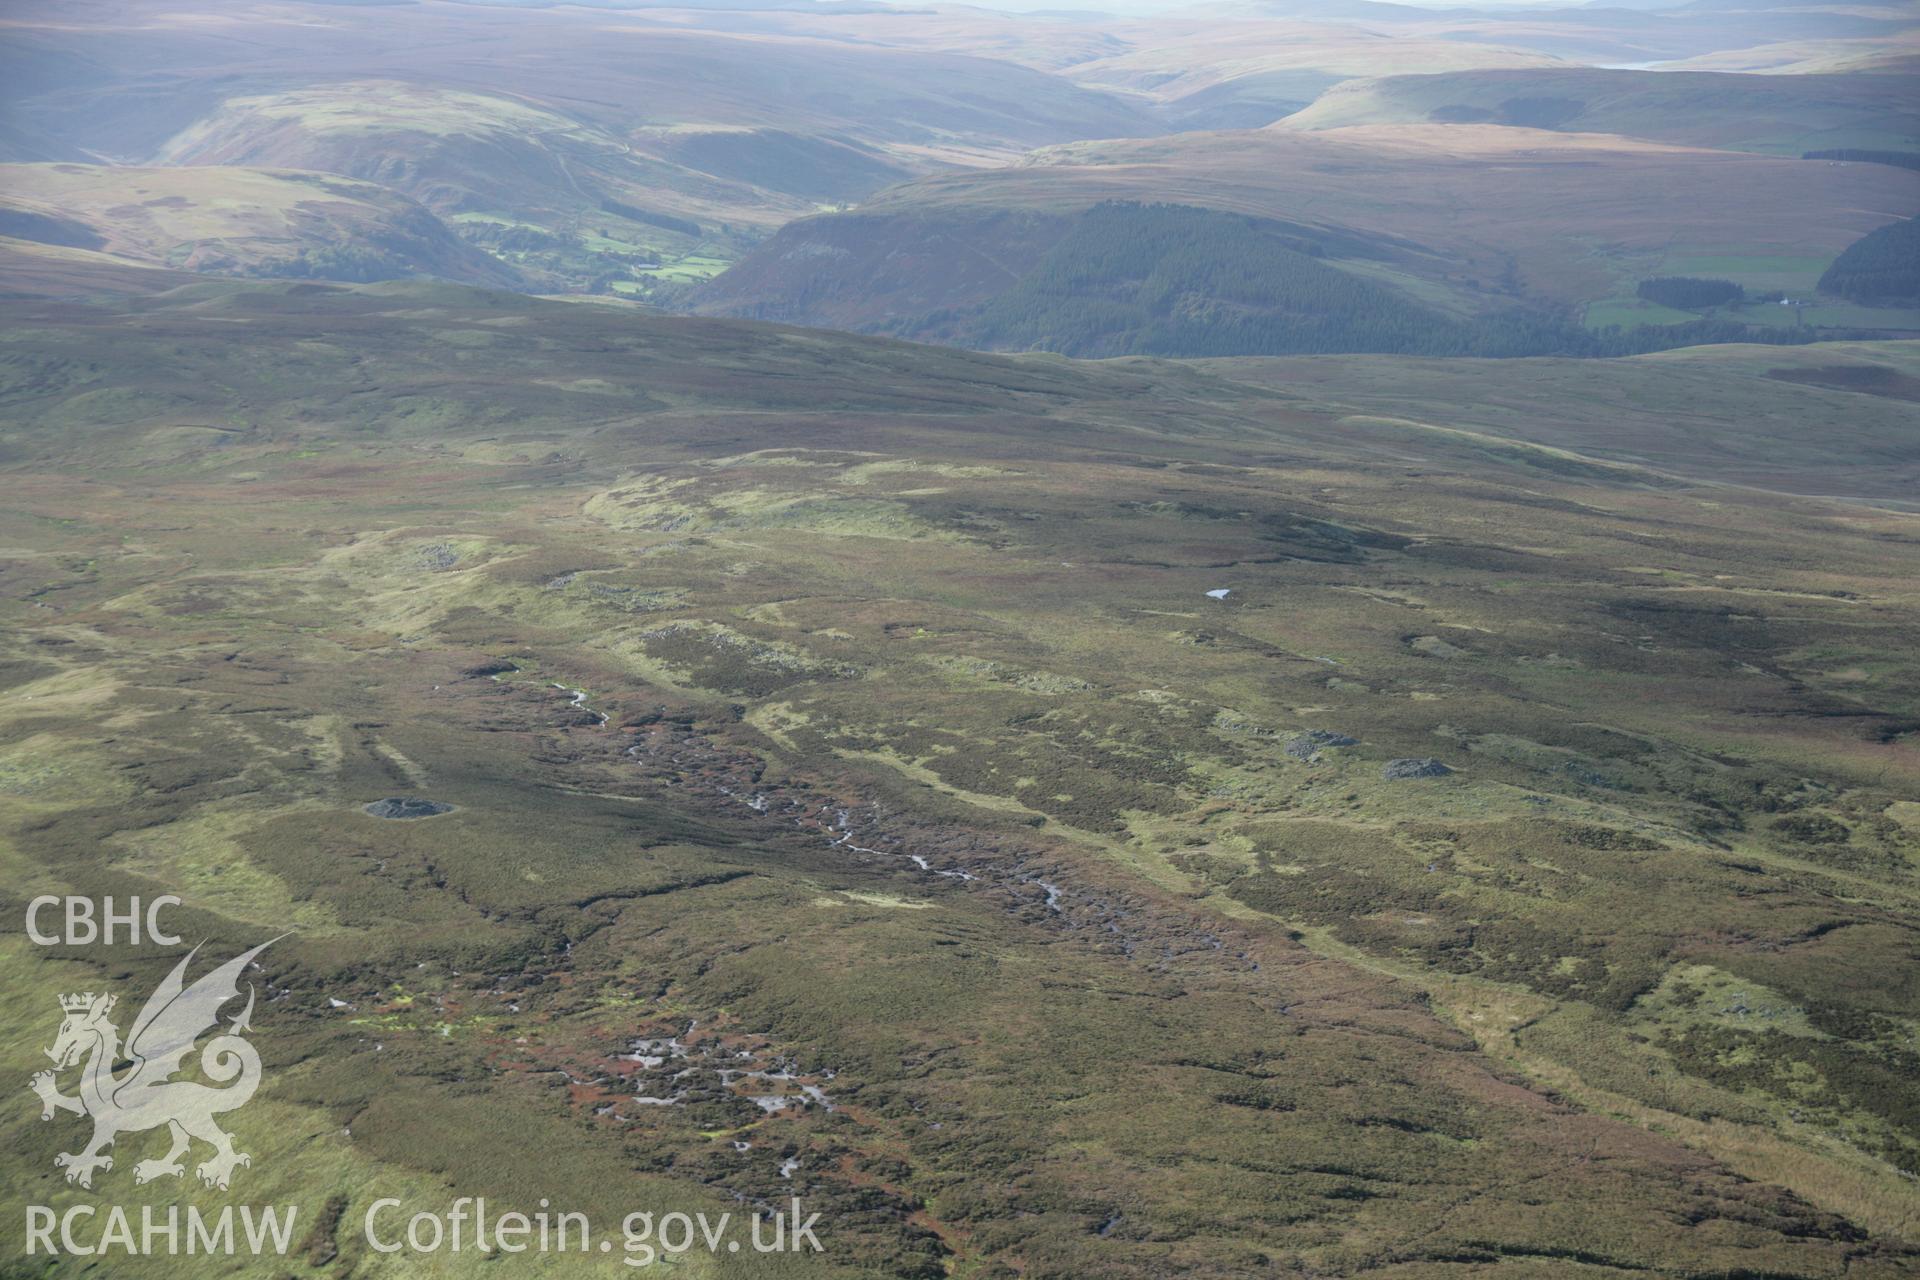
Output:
top-left (1, 242), bottom-right (1918, 1275)
top-left (3, 0), bottom-right (1919, 1275)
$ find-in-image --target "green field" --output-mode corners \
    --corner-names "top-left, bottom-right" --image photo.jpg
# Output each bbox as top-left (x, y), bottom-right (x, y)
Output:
top-left (1583, 294), bottom-right (1920, 335)
top-left (1657, 250), bottom-right (1835, 294)
top-left (1583, 295), bottom-right (1701, 328)
top-left (635, 254), bottom-right (735, 283)
top-left (1742, 301), bottom-right (1920, 331)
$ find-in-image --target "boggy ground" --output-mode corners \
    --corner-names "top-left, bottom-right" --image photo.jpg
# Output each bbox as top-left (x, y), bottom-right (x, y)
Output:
top-left (1, 271), bottom-right (1917, 1276)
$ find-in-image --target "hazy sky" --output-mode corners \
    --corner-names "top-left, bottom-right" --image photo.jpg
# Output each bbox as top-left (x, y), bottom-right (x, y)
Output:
top-left (953, 0), bottom-right (1598, 13)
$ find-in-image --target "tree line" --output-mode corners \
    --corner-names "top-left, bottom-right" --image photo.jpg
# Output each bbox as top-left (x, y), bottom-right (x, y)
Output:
top-left (1636, 276), bottom-right (1743, 309)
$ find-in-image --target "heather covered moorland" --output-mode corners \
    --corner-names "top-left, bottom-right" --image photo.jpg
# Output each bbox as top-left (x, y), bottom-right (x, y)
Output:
top-left (2, 0), bottom-right (1918, 1274)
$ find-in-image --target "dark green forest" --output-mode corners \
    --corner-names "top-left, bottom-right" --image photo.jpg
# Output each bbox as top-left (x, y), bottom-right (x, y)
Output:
top-left (1819, 216), bottom-right (1920, 303)
top-left (252, 245), bottom-right (415, 283)
top-left (1638, 276), bottom-right (1743, 308)
top-left (598, 199), bottom-right (702, 238)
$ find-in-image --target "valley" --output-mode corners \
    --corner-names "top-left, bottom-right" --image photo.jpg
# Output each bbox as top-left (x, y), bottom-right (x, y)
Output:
top-left (5, 0), bottom-right (1915, 329)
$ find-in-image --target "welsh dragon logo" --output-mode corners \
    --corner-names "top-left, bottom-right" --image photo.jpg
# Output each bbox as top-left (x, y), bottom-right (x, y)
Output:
top-left (29, 940), bottom-right (277, 1190)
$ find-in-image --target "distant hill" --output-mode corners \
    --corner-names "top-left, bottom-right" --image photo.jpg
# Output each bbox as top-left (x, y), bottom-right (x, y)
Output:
top-left (5, 8), bottom-right (1163, 164)
top-left (3, 1), bottom-right (1164, 292)
top-left (1660, 35), bottom-right (1920, 76)
top-left (1281, 67), bottom-right (1920, 154)
top-left (1055, 20), bottom-right (1570, 130)
top-left (1236, 0), bottom-right (1920, 65)
top-left (939, 201), bottom-right (1474, 357)
top-left (690, 126), bottom-right (1919, 355)
top-left (0, 163), bottom-right (521, 287)
top-left (151, 82), bottom-right (907, 292)
top-left (0, 235), bottom-right (204, 300)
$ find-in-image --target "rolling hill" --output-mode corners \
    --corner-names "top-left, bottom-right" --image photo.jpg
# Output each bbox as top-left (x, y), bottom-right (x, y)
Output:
top-left (150, 81), bottom-right (903, 293)
top-left (1282, 67), bottom-right (1920, 154)
top-left (689, 124), bottom-right (1920, 355)
top-left (1054, 19), bottom-right (1572, 130)
top-left (2, 261), bottom-right (1917, 1274)
top-left (2, 0), bottom-right (1165, 291)
top-left (1660, 31), bottom-right (1920, 76)
top-left (1220, 0), bottom-right (1920, 66)
top-left (12, 1), bottom-right (1913, 300)
top-left (2, 3), bottom-right (1164, 164)
top-left (0, 162), bottom-right (520, 286)
top-left (1195, 338), bottom-right (1920, 504)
